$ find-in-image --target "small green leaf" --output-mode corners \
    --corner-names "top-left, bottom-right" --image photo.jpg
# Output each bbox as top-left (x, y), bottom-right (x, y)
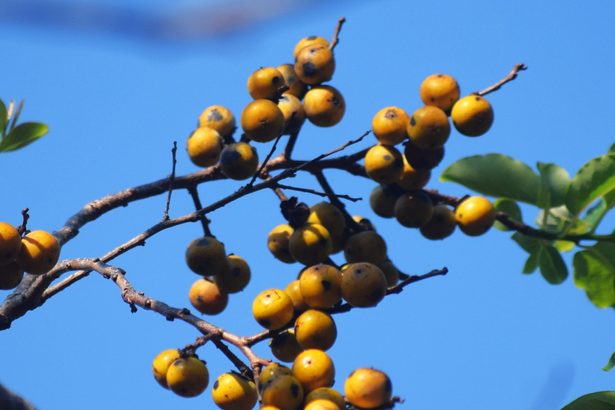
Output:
top-left (0, 99), bottom-right (6, 135)
top-left (562, 391), bottom-right (615, 410)
top-left (0, 122), bottom-right (48, 152)
top-left (554, 240), bottom-right (576, 252)
top-left (603, 352), bottom-right (615, 372)
top-left (441, 154), bottom-right (541, 204)
top-left (512, 232), bottom-right (542, 254)
top-left (573, 243), bottom-right (615, 308)
top-left (539, 245), bottom-right (568, 284)
top-left (571, 198), bottom-right (609, 235)
top-left (566, 154), bottom-right (615, 215)
top-left (493, 198), bottom-right (522, 231)
top-left (537, 162), bottom-right (570, 208)
top-left (609, 143), bottom-right (615, 153)
top-left (523, 250), bottom-right (541, 274)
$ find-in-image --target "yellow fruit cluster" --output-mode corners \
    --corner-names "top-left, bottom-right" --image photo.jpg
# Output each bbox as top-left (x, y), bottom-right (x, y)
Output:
top-left (152, 349), bottom-right (209, 397)
top-left (186, 237), bottom-right (251, 315)
top-left (0, 222), bottom-right (61, 290)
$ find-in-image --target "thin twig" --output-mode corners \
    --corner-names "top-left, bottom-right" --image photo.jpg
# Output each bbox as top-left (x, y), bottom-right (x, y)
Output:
top-left (329, 17), bottom-right (346, 51)
top-left (162, 141), bottom-right (178, 222)
top-left (275, 183), bottom-right (361, 202)
top-left (313, 170), bottom-right (363, 232)
top-left (212, 338), bottom-right (254, 380)
top-left (188, 186), bottom-right (213, 237)
top-left (17, 208), bottom-right (29, 236)
top-left (283, 131), bottom-right (299, 160)
top-left (476, 63), bottom-right (527, 97)
top-left (181, 334), bottom-right (214, 355)
top-left (249, 133), bottom-right (284, 187)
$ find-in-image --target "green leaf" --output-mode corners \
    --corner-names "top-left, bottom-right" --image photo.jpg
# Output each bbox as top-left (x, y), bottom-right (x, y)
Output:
top-left (441, 154), bottom-right (541, 204)
top-left (566, 154), bottom-right (615, 215)
top-left (604, 353), bottom-right (615, 372)
top-left (493, 198), bottom-right (522, 231)
top-left (562, 391), bottom-right (615, 410)
top-left (539, 244), bottom-right (568, 284)
top-left (537, 162), bottom-right (570, 208)
top-left (609, 143), bottom-right (615, 153)
top-left (0, 122), bottom-right (48, 152)
top-left (0, 99), bottom-right (6, 135)
top-left (523, 250), bottom-right (541, 274)
top-left (554, 240), bottom-right (576, 252)
top-left (573, 243), bottom-right (615, 308)
top-left (512, 232), bottom-right (542, 254)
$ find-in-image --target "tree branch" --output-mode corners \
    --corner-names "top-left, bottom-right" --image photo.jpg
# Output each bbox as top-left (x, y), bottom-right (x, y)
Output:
top-left (476, 63), bottom-right (527, 97)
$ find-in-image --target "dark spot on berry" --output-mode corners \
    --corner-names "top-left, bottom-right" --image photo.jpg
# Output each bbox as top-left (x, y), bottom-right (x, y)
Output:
top-left (355, 268), bottom-right (363, 275)
top-left (272, 76), bottom-right (281, 85)
top-left (221, 149), bottom-right (240, 164)
top-left (307, 35), bottom-right (317, 40)
top-left (437, 74), bottom-right (443, 78)
top-left (302, 62), bottom-right (317, 77)
top-left (213, 380), bottom-right (219, 389)
top-left (383, 154), bottom-right (392, 161)
top-left (208, 109), bottom-right (223, 122)
top-left (430, 97), bottom-right (435, 102)
top-left (291, 383), bottom-right (300, 397)
top-left (475, 96), bottom-right (481, 101)
top-left (384, 109), bottom-right (397, 119)
top-left (321, 279), bottom-right (331, 290)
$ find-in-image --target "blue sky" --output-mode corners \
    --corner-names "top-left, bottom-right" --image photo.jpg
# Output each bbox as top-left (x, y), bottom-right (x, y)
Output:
top-left (1, 1), bottom-right (614, 409)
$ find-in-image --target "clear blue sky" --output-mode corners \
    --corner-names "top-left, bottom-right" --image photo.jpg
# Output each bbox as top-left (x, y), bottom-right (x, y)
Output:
top-left (1, 1), bottom-right (614, 409)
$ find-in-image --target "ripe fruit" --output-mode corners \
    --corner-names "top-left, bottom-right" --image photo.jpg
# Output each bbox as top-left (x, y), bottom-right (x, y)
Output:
top-left (307, 202), bottom-right (346, 240)
top-left (295, 45), bottom-right (335, 85)
top-left (220, 142), bottom-right (259, 180)
top-left (420, 74), bottom-right (460, 113)
top-left (299, 264), bottom-right (342, 309)
top-left (198, 105), bottom-right (236, 138)
top-left (260, 374), bottom-right (304, 410)
top-left (152, 348), bottom-right (181, 389)
top-left (403, 140), bottom-right (445, 170)
top-left (185, 236), bottom-right (228, 276)
top-left (211, 372), bottom-right (257, 410)
top-left (371, 106), bottom-right (410, 145)
top-left (252, 288), bottom-right (294, 330)
top-left (270, 329), bottom-right (303, 363)
top-left (377, 259), bottom-right (399, 287)
top-left (18, 230), bottom-right (60, 275)
top-left (0, 222), bottom-right (21, 266)
top-left (0, 262), bottom-right (23, 290)
top-left (215, 254), bottom-right (251, 293)
top-left (189, 278), bottom-right (228, 315)
top-left (344, 368), bottom-right (392, 409)
top-left (285, 280), bottom-right (308, 312)
top-left (276, 64), bottom-right (307, 98)
top-left (344, 231), bottom-right (387, 265)
top-left (288, 224), bottom-right (333, 266)
top-left (186, 127), bottom-right (224, 168)
top-left (247, 67), bottom-right (286, 100)
top-left (277, 93), bottom-right (306, 135)
top-left (166, 355), bottom-right (209, 397)
top-left (267, 224), bottom-right (295, 264)
top-left (341, 262), bottom-right (388, 307)
top-left (294, 309), bottom-right (337, 351)
top-left (455, 195), bottom-right (496, 236)
top-left (240, 99), bottom-right (285, 142)
top-left (397, 155), bottom-right (431, 191)
top-left (370, 185), bottom-right (403, 218)
top-left (407, 105), bottom-right (451, 149)
top-left (260, 362), bottom-right (293, 386)
top-left (292, 349), bottom-right (335, 392)
top-left (303, 86), bottom-right (345, 127)
top-left (304, 399), bottom-right (342, 410)
top-left (304, 387), bottom-right (346, 409)
top-left (294, 36), bottom-right (329, 58)
top-left (451, 94), bottom-right (494, 136)
top-left (420, 204), bottom-right (457, 240)
top-left (394, 190), bottom-right (434, 228)
top-left (364, 144), bottom-right (404, 184)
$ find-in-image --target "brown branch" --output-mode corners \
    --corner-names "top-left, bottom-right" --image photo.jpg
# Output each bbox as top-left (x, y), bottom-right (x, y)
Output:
top-left (212, 338), bottom-right (255, 380)
top-left (274, 183), bottom-right (361, 202)
top-left (329, 16), bottom-right (346, 51)
top-left (16, 208), bottom-right (29, 236)
top-left (476, 63), bottom-right (527, 97)
top-left (161, 141), bottom-right (178, 222)
top-left (312, 170), bottom-right (363, 233)
top-left (187, 186), bottom-right (213, 237)
top-left (283, 131), bottom-right (299, 160)
top-left (249, 133), bottom-right (284, 187)
top-left (0, 383), bottom-right (35, 410)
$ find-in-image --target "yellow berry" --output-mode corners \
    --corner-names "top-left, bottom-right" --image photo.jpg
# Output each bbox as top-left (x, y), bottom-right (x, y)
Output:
top-left (18, 230), bottom-right (60, 275)
top-left (294, 309), bottom-right (337, 351)
top-left (403, 140), bottom-right (445, 170)
top-left (241, 99), bottom-right (285, 143)
top-left (220, 142), bottom-right (259, 180)
top-left (292, 349), bottom-right (335, 393)
top-left (420, 74), bottom-right (460, 113)
top-left (276, 64), bottom-right (307, 98)
top-left (0, 222), bottom-right (21, 266)
top-left (376, 259), bottom-right (399, 287)
top-left (303, 86), bottom-right (345, 127)
top-left (397, 155), bottom-right (431, 191)
top-left (285, 279), bottom-right (309, 312)
top-left (166, 356), bottom-right (209, 397)
top-left (211, 372), bottom-right (257, 410)
top-left (188, 278), bottom-right (228, 315)
top-left (304, 399), bottom-right (342, 410)
top-left (0, 261), bottom-right (23, 290)
top-left (371, 106), bottom-right (410, 145)
top-left (341, 262), bottom-right (387, 307)
top-left (260, 363), bottom-right (293, 386)
top-left (152, 348), bottom-right (181, 389)
top-left (299, 264), bottom-right (342, 309)
top-left (268, 224), bottom-right (296, 264)
top-left (186, 127), bottom-right (224, 168)
top-left (260, 374), bottom-right (304, 410)
top-left (344, 368), bottom-right (392, 409)
top-left (198, 105), bottom-right (236, 138)
top-left (277, 93), bottom-right (306, 135)
top-left (343, 231), bottom-right (387, 265)
top-left (185, 236), bottom-right (228, 276)
top-left (307, 202), bottom-right (346, 240)
top-left (295, 45), bottom-right (335, 85)
top-left (394, 190), bottom-right (434, 228)
top-left (293, 36), bottom-right (329, 59)
top-left (270, 329), bottom-right (303, 363)
top-left (252, 289), bottom-right (294, 330)
top-left (288, 224), bottom-right (332, 266)
top-left (364, 144), bottom-right (404, 184)
top-left (451, 95), bottom-right (494, 136)
top-left (215, 254), bottom-right (250, 293)
top-left (420, 204), bottom-right (457, 240)
top-left (407, 105), bottom-right (450, 149)
top-left (247, 67), bottom-right (286, 100)
top-left (370, 185), bottom-right (402, 218)
top-left (455, 196), bottom-right (496, 236)
top-left (304, 387), bottom-right (346, 409)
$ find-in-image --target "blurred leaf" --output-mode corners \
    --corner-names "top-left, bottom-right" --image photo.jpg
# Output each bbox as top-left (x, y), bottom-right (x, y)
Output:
top-left (609, 143), bottom-right (615, 153)
top-left (537, 162), bottom-right (570, 208)
top-left (0, 122), bottom-right (48, 152)
top-left (523, 250), bottom-right (541, 274)
top-left (555, 240), bottom-right (576, 252)
top-left (568, 198), bottom-right (609, 235)
top-left (573, 243), bottom-right (615, 308)
top-left (535, 205), bottom-right (574, 234)
top-left (494, 198), bottom-right (522, 231)
top-left (606, 189), bottom-right (615, 208)
top-left (566, 154), bottom-right (615, 215)
top-left (604, 353), bottom-right (615, 372)
top-left (539, 244), bottom-right (568, 284)
top-left (441, 154), bottom-right (541, 204)
top-left (562, 391), bottom-right (615, 410)
top-left (0, 99), bottom-right (6, 135)
top-left (512, 233), bottom-right (544, 274)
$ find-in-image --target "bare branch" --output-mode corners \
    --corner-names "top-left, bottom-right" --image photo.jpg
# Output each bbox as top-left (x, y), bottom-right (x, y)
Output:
top-left (16, 208), bottom-right (29, 236)
top-left (275, 183), bottom-right (361, 202)
top-left (476, 63), bottom-right (527, 97)
top-left (329, 17), bottom-right (346, 51)
top-left (161, 141), bottom-right (178, 222)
